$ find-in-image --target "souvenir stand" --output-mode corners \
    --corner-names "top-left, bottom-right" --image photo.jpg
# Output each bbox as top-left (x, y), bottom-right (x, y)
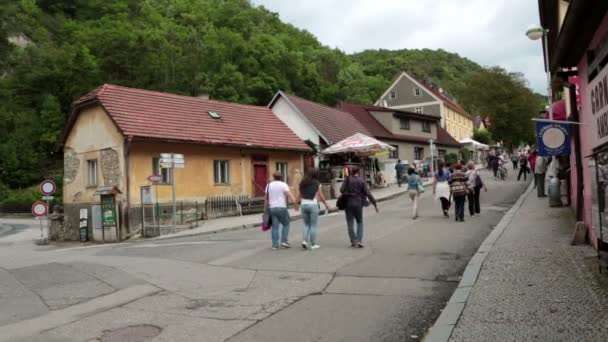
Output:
top-left (320, 133), bottom-right (396, 198)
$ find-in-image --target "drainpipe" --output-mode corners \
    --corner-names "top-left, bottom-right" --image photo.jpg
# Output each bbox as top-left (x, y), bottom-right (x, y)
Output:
top-left (124, 137), bottom-right (133, 238)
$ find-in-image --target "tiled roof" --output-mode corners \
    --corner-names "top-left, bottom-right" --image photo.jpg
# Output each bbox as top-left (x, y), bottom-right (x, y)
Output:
top-left (337, 101), bottom-right (460, 147)
top-left (425, 86), bottom-right (470, 115)
top-left (278, 93), bottom-right (374, 144)
top-left (69, 84), bottom-right (309, 151)
top-left (436, 126), bottom-right (461, 147)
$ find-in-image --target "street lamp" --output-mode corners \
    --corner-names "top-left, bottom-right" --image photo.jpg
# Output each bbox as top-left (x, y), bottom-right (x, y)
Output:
top-left (526, 25), bottom-right (553, 121)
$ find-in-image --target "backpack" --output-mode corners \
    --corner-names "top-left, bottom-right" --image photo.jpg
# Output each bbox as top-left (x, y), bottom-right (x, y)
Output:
top-left (450, 173), bottom-right (468, 197)
top-left (474, 172), bottom-right (483, 189)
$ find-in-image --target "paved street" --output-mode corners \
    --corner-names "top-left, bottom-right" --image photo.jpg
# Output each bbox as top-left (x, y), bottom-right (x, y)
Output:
top-left (0, 169), bottom-right (528, 342)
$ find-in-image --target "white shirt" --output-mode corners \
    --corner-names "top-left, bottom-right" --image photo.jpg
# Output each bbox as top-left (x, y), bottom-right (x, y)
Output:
top-left (266, 181), bottom-right (290, 208)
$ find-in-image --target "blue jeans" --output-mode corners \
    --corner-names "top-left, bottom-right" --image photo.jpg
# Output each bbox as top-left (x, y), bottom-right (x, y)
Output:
top-left (345, 205), bottom-right (364, 242)
top-left (269, 207), bottom-right (290, 248)
top-left (301, 204), bottom-right (319, 245)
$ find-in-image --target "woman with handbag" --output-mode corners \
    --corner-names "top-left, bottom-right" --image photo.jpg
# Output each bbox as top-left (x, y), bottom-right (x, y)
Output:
top-left (298, 169), bottom-right (330, 250)
top-left (406, 167), bottom-right (424, 219)
top-left (340, 166), bottom-right (378, 248)
top-left (465, 162), bottom-right (487, 217)
top-left (449, 163), bottom-right (469, 222)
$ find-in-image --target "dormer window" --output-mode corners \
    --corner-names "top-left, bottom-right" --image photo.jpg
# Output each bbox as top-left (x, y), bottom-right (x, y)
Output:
top-left (208, 111), bottom-right (221, 119)
top-left (414, 87), bottom-right (421, 96)
top-left (390, 90), bottom-right (397, 99)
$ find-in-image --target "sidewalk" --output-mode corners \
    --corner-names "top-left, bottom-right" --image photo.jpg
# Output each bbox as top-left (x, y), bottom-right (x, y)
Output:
top-left (150, 181), bottom-right (429, 241)
top-left (424, 184), bottom-right (608, 341)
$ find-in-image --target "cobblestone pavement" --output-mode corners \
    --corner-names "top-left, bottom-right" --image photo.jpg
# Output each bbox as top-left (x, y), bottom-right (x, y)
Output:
top-left (450, 187), bottom-right (608, 341)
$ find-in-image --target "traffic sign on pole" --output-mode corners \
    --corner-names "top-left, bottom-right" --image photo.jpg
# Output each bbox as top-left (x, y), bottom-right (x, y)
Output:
top-left (40, 180), bottom-right (56, 196)
top-left (32, 202), bottom-right (48, 217)
top-left (147, 175), bottom-right (162, 183)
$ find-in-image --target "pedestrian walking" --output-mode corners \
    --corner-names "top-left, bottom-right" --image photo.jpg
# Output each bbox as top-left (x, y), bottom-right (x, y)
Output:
top-left (395, 160), bottom-right (406, 187)
top-left (511, 153), bottom-right (519, 170)
top-left (406, 167), bottom-right (423, 219)
top-left (535, 155), bottom-right (548, 197)
top-left (265, 171), bottom-right (298, 250)
top-left (465, 162), bottom-right (487, 217)
top-left (433, 160), bottom-right (452, 217)
top-left (298, 169), bottom-right (330, 250)
top-left (517, 156), bottom-right (529, 181)
top-left (528, 151), bottom-right (538, 187)
top-left (340, 166), bottom-right (378, 248)
top-left (449, 163), bottom-right (468, 222)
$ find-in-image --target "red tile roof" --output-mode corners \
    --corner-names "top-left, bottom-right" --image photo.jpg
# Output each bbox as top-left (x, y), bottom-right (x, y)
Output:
top-left (276, 93), bottom-right (374, 144)
top-left (69, 84), bottom-right (309, 151)
top-left (425, 86), bottom-right (470, 115)
top-left (337, 102), bottom-right (461, 147)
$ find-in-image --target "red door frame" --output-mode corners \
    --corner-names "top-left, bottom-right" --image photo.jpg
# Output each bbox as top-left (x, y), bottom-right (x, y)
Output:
top-left (251, 154), bottom-right (269, 197)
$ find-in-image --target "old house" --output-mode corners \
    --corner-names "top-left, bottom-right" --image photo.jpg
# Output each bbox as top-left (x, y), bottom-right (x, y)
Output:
top-left (375, 71), bottom-right (474, 142)
top-left (61, 84), bottom-right (309, 241)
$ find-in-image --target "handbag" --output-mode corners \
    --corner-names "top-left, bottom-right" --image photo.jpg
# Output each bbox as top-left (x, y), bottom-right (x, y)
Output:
top-left (417, 182), bottom-right (425, 193)
top-left (261, 185), bottom-right (272, 232)
top-left (336, 177), bottom-right (350, 210)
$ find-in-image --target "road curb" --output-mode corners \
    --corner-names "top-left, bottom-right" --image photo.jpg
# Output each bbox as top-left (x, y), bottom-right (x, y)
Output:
top-left (422, 181), bottom-right (535, 342)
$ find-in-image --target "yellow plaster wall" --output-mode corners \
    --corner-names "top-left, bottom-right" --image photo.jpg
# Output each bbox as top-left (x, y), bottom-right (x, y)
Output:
top-left (128, 143), bottom-right (303, 205)
top-left (444, 106), bottom-right (473, 142)
top-left (63, 106), bottom-right (125, 204)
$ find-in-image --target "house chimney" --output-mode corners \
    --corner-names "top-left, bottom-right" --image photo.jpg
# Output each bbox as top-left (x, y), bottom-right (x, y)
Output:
top-left (198, 94), bottom-right (209, 100)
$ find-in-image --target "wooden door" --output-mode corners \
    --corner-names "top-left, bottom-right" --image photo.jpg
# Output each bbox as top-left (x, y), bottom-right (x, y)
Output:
top-left (253, 164), bottom-right (268, 197)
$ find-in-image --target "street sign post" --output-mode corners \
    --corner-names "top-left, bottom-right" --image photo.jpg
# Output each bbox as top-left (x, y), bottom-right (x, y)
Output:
top-left (159, 153), bottom-right (185, 225)
top-left (40, 180), bottom-right (56, 196)
top-left (429, 139), bottom-right (435, 175)
top-left (32, 201), bottom-right (48, 242)
top-left (37, 180), bottom-right (56, 244)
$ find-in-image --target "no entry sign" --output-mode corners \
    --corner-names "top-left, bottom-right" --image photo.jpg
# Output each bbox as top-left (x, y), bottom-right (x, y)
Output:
top-left (40, 180), bottom-right (56, 195)
top-left (31, 202), bottom-right (48, 217)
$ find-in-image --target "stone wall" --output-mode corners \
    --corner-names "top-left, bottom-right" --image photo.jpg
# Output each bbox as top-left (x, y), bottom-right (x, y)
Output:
top-left (64, 147), bottom-right (80, 185)
top-left (100, 148), bottom-right (121, 186)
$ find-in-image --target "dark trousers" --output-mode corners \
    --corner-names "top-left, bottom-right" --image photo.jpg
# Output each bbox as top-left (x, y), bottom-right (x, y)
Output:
top-left (454, 196), bottom-right (466, 221)
top-left (492, 165), bottom-right (498, 177)
top-left (468, 188), bottom-right (481, 215)
top-left (397, 173), bottom-right (403, 187)
top-left (440, 197), bottom-right (451, 212)
top-left (512, 161), bottom-right (518, 170)
top-left (536, 173), bottom-right (546, 197)
top-left (517, 167), bottom-right (528, 181)
top-left (345, 205), bottom-right (364, 242)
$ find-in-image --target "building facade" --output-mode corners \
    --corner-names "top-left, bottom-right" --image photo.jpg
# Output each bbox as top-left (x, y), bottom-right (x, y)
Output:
top-left (375, 71), bottom-right (474, 142)
top-left (62, 84), bottom-right (309, 241)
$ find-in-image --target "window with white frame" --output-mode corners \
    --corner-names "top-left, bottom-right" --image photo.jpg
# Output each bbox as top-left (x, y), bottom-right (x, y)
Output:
top-left (152, 158), bottom-right (173, 184)
top-left (414, 147), bottom-right (424, 160)
top-left (214, 160), bottom-right (230, 184)
top-left (276, 162), bottom-right (288, 183)
top-left (400, 118), bottom-right (410, 130)
top-left (87, 159), bottom-right (98, 186)
top-left (414, 87), bottom-right (421, 96)
top-left (390, 90), bottom-right (397, 99)
top-left (415, 107), bottom-right (423, 114)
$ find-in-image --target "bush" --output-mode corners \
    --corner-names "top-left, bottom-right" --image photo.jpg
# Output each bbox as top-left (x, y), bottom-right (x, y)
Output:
top-left (473, 128), bottom-right (493, 145)
top-left (0, 186), bottom-right (42, 213)
top-left (445, 153), bottom-right (459, 165)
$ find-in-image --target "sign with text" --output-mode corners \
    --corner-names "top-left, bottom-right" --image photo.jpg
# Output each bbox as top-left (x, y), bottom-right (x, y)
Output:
top-left (536, 121), bottom-right (571, 156)
top-left (589, 64), bottom-right (608, 149)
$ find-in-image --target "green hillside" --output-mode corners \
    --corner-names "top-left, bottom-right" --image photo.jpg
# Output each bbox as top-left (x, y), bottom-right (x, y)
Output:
top-left (0, 0), bottom-right (528, 199)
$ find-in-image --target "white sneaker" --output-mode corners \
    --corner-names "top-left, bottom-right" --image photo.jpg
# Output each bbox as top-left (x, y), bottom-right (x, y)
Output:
top-left (311, 244), bottom-right (320, 250)
top-left (302, 241), bottom-right (308, 249)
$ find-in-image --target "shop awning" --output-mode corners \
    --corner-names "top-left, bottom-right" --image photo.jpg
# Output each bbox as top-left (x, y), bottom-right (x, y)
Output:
top-left (460, 138), bottom-right (490, 150)
top-left (321, 133), bottom-right (396, 155)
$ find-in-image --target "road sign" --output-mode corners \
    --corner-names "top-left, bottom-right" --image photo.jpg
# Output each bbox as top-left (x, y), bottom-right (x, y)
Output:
top-left (147, 175), bottom-right (162, 182)
top-left (42, 195), bottom-right (54, 200)
top-left (40, 180), bottom-right (56, 195)
top-left (31, 202), bottom-right (48, 217)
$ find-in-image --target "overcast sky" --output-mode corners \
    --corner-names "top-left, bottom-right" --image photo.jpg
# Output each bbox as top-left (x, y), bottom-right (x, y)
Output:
top-left (251, 0), bottom-right (546, 95)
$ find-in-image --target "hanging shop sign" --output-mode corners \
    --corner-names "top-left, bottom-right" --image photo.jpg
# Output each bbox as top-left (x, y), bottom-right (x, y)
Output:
top-left (536, 121), bottom-right (571, 156)
top-left (589, 63), bottom-right (608, 150)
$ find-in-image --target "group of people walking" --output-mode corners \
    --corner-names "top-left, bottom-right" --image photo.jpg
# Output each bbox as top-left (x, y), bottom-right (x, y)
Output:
top-left (513, 149), bottom-right (550, 198)
top-left (264, 160), bottom-right (490, 251)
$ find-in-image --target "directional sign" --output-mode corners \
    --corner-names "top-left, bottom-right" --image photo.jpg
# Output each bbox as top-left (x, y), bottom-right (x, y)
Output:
top-left (31, 202), bottom-right (48, 217)
top-left (147, 175), bottom-right (162, 182)
top-left (40, 180), bottom-right (56, 195)
top-left (42, 195), bottom-right (54, 200)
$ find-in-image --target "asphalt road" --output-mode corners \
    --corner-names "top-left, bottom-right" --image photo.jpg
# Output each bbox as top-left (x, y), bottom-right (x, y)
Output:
top-left (0, 169), bottom-right (529, 342)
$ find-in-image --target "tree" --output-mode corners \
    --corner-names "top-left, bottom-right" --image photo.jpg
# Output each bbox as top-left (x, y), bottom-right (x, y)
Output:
top-left (458, 67), bottom-right (542, 148)
top-left (472, 128), bottom-right (493, 145)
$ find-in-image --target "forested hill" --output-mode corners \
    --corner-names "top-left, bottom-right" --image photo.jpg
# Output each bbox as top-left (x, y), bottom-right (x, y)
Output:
top-left (0, 0), bottom-right (483, 193)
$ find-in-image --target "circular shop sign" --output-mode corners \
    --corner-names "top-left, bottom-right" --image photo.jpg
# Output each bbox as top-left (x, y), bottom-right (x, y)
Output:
top-left (40, 180), bottom-right (56, 196)
top-left (31, 202), bottom-right (48, 217)
top-left (541, 127), bottom-right (566, 149)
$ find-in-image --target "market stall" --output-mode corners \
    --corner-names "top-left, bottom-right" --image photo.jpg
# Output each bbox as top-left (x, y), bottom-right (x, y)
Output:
top-left (320, 133), bottom-right (396, 198)
top-left (460, 138), bottom-right (490, 164)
